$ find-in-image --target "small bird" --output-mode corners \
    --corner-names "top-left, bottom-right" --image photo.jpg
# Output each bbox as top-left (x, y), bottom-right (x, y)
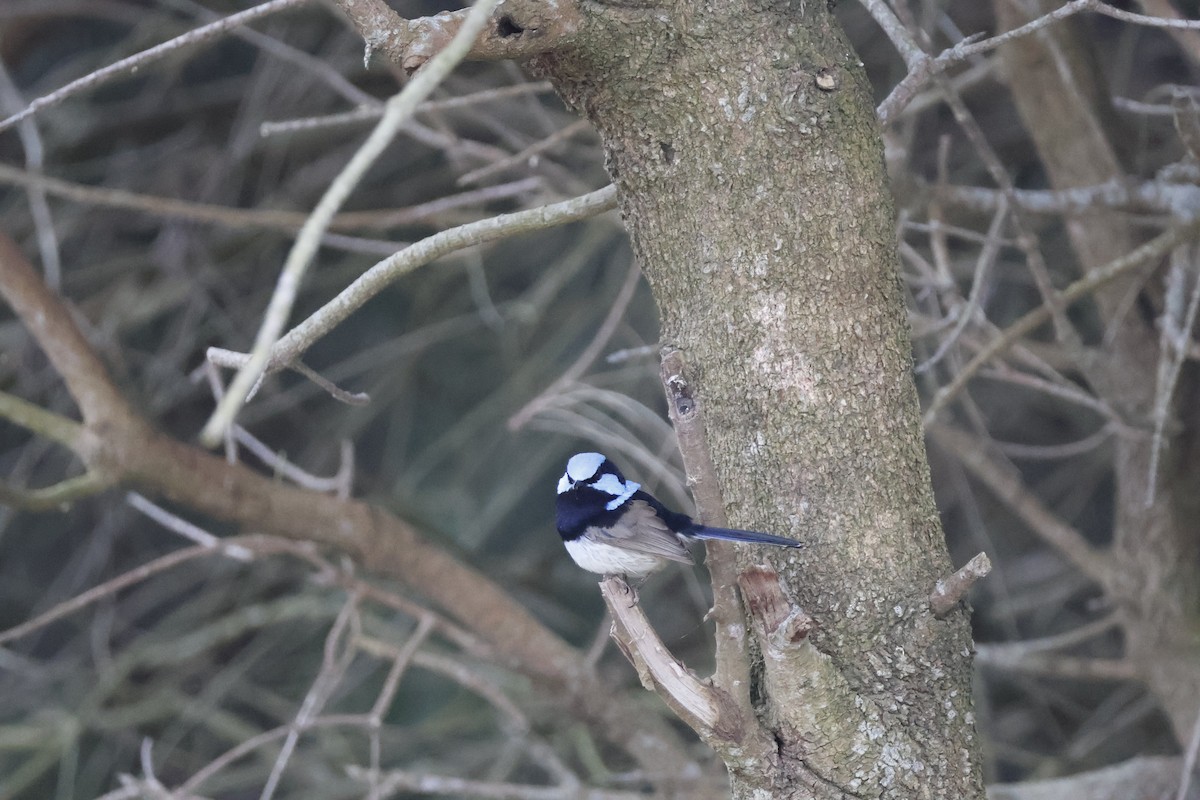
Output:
top-left (555, 452), bottom-right (801, 579)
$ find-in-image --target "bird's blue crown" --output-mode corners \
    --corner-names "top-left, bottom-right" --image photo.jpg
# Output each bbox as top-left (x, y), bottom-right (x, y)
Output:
top-left (557, 452), bottom-right (641, 511)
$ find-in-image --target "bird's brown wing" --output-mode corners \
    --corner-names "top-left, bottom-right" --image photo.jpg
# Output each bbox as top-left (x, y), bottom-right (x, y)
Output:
top-left (588, 499), bottom-right (694, 564)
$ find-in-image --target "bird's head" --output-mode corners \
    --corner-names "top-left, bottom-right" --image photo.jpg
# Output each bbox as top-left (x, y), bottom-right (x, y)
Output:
top-left (557, 452), bottom-right (641, 511)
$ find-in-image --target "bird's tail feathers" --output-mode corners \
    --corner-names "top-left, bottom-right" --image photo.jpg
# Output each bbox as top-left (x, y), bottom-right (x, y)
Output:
top-left (687, 525), bottom-right (801, 548)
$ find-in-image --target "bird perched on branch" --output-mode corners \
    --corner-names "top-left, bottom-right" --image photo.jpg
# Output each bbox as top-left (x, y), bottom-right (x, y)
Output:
top-left (555, 452), bottom-right (801, 580)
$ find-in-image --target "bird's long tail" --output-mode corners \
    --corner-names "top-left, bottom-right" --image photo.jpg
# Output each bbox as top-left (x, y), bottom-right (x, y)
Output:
top-left (686, 525), bottom-right (801, 548)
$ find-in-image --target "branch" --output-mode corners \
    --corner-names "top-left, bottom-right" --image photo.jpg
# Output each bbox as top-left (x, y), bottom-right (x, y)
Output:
top-left (0, 163), bottom-right (542, 235)
top-left (0, 388), bottom-right (84, 448)
top-left (334, 0), bottom-right (583, 73)
top-left (0, 543), bottom-right (216, 646)
top-left (923, 221), bottom-right (1200, 424)
top-left (928, 424), bottom-right (1114, 584)
top-left (975, 650), bottom-right (1139, 682)
top-left (508, 257), bottom-right (641, 430)
top-left (206, 185), bottom-right (617, 378)
top-left (600, 576), bottom-right (765, 758)
top-left (929, 551), bottom-right (992, 618)
top-left (345, 765), bottom-right (648, 800)
top-left (0, 235), bottom-right (133, 431)
top-left (659, 348), bottom-right (756, 719)
top-left (936, 179), bottom-right (1200, 221)
top-left (875, 0), bottom-right (1095, 124)
top-left (0, 473), bottom-right (109, 512)
top-left (0, 229), bottom-right (696, 780)
top-left (874, 0), bottom-right (1200, 125)
top-left (0, 0), bottom-right (311, 134)
top-left (200, 0), bottom-right (505, 446)
top-left (987, 756), bottom-right (1190, 800)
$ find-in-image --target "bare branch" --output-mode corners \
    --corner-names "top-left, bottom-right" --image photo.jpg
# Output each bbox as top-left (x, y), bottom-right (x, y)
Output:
top-left (0, 60), bottom-right (61, 288)
top-left (600, 576), bottom-right (758, 754)
top-left (0, 472), bottom-right (109, 511)
top-left (0, 226), bottom-right (696, 777)
top-left (344, 765), bottom-right (648, 800)
top-left (988, 756), bottom-right (1190, 800)
top-left (0, 544), bottom-right (216, 646)
top-left (1147, 243), bottom-right (1200, 504)
top-left (200, 0), bottom-right (506, 446)
top-left (976, 650), bottom-right (1139, 682)
top-left (924, 222), bottom-right (1200, 424)
top-left (259, 83), bottom-right (555, 136)
top-left (0, 0), bottom-right (312, 134)
top-left (0, 388), bottom-right (84, 448)
top-left (334, 0), bottom-right (584, 72)
top-left (658, 347), bottom-right (758, 720)
top-left (459, 118), bottom-right (593, 186)
top-left (0, 163), bottom-right (543, 235)
top-left (1178, 705), bottom-right (1200, 800)
top-left (0, 234), bottom-right (133, 430)
top-left (929, 551), bottom-right (992, 618)
top-left (509, 258), bottom-right (640, 430)
top-left (877, 0), bottom-right (1094, 124)
top-left (928, 424), bottom-right (1114, 584)
top-left (875, 0), bottom-right (1200, 126)
top-left (207, 184), bottom-right (618, 378)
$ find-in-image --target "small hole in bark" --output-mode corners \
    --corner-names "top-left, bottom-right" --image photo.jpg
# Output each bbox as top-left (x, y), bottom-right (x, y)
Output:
top-left (659, 141), bottom-right (675, 164)
top-left (496, 15), bottom-right (524, 37)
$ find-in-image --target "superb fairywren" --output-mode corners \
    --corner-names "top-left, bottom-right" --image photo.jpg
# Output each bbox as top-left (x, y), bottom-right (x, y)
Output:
top-left (555, 452), bottom-right (801, 579)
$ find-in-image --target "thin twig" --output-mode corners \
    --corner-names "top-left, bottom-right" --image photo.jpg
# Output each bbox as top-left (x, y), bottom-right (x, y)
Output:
top-left (939, 78), bottom-right (1080, 348)
top-left (345, 766), bottom-right (647, 800)
top-left (233, 425), bottom-right (359, 491)
top-left (0, 0), bottom-right (312, 134)
top-left (877, 0), bottom-right (1093, 124)
top-left (0, 163), bottom-right (542, 234)
top-left (0, 472), bottom-right (109, 511)
top-left (859, 0), bottom-right (926, 70)
top-left (260, 590), bottom-right (363, 800)
top-left (1147, 242), bottom-right (1200, 505)
top-left (207, 184), bottom-right (618, 378)
top-left (171, 0), bottom-right (377, 108)
top-left (127, 492), bottom-right (254, 560)
top-left (259, 82), bottom-right (556, 136)
top-left (916, 197), bottom-right (1008, 374)
top-left (0, 545), bottom-right (215, 646)
top-left (459, 118), bottom-right (592, 186)
top-left (928, 424), bottom-right (1114, 584)
top-left (924, 222), bottom-right (1200, 424)
top-left (201, 0), bottom-right (506, 446)
top-left (1177, 704), bottom-right (1200, 800)
top-left (0, 60), bottom-right (61, 288)
top-left (508, 258), bottom-right (641, 430)
top-left (0, 388), bottom-right (84, 448)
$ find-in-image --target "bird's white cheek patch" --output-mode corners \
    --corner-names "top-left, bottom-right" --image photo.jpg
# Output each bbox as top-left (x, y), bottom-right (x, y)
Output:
top-left (557, 474), bottom-right (572, 494)
top-left (564, 538), bottom-right (662, 578)
top-left (605, 485), bottom-right (638, 510)
top-left (591, 474), bottom-right (640, 509)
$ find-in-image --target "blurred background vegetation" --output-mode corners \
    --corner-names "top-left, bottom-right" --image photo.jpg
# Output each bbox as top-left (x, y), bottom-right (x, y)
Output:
top-left (0, 0), bottom-right (1196, 797)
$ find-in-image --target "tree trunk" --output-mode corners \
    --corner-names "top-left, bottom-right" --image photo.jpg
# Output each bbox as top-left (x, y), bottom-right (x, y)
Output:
top-left (532, 2), bottom-right (986, 797)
